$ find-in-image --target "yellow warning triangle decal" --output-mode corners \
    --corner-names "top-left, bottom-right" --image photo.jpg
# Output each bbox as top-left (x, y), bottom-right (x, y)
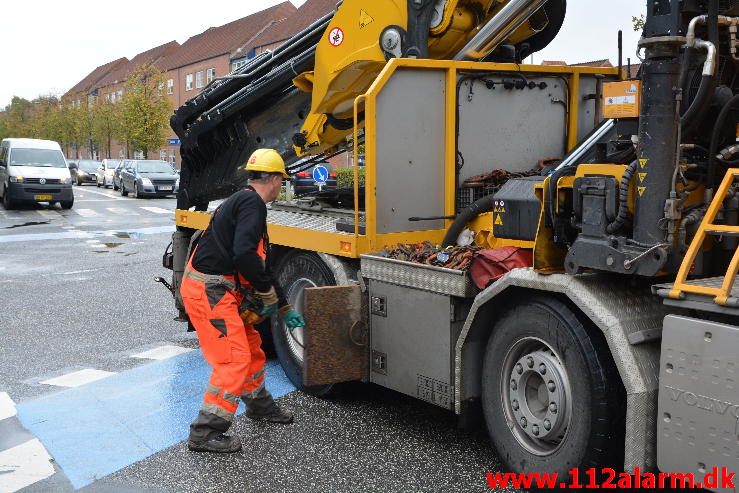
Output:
top-left (494, 214), bottom-right (504, 226)
top-left (638, 186), bottom-right (647, 197)
top-left (638, 173), bottom-right (647, 182)
top-left (639, 159), bottom-right (648, 168)
top-left (359, 10), bottom-right (374, 28)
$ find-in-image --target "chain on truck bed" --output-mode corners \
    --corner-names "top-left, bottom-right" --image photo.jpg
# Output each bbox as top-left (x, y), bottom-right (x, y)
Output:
top-left (381, 242), bottom-right (482, 271)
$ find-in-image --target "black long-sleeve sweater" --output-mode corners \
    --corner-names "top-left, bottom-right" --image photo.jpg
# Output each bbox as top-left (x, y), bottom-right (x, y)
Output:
top-left (192, 186), bottom-right (286, 306)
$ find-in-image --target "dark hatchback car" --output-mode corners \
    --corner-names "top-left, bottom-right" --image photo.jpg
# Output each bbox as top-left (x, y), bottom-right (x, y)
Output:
top-left (119, 160), bottom-right (179, 198)
top-left (70, 160), bottom-right (101, 185)
top-left (291, 161), bottom-right (337, 196)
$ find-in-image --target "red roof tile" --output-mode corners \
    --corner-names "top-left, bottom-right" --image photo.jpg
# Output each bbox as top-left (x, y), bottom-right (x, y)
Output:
top-left (248, 0), bottom-right (337, 53)
top-left (96, 41), bottom-right (180, 89)
top-left (66, 57), bottom-right (129, 96)
top-left (542, 60), bottom-right (567, 66)
top-left (162, 2), bottom-right (296, 70)
top-left (570, 59), bottom-right (613, 67)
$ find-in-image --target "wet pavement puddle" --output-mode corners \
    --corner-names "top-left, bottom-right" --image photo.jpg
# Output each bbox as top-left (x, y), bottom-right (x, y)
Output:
top-left (0, 225), bottom-right (174, 243)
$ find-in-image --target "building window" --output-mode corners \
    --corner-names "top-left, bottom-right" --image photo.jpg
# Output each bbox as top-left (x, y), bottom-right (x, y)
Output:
top-left (196, 71), bottom-right (204, 89)
top-left (206, 68), bottom-right (216, 84)
top-left (231, 60), bottom-right (246, 73)
top-left (186, 74), bottom-right (193, 91)
top-left (169, 150), bottom-right (175, 164)
top-left (104, 94), bottom-right (111, 103)
top-left (134, 151), bottom-right (144, 160)
top-left (110, 92), bottom-right (116, 104)
top-left (116, 90), bottom-right (123, 101)
top-left (119, 149), bottom-right (125, 158)
top-left (167, 79), bottom-right (174, 95)
top-left (160, 149), bottom-right (167, 161)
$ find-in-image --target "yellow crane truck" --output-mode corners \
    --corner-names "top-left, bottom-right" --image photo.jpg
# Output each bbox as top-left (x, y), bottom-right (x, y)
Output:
top-left (163, 0), bottom-right (739, 486)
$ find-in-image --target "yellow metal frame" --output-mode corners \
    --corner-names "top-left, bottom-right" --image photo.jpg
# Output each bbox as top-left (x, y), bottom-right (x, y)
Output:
top-left (177, 59), bottom-right (618, 259)
top-left (669, 169), bottom-right (739, 305)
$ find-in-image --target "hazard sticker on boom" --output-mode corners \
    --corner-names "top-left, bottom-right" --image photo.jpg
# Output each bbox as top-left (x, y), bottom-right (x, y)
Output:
top-left (359, 10), bottom-right (374, 29)
top-left (328, 27), bottom-right (344, 47)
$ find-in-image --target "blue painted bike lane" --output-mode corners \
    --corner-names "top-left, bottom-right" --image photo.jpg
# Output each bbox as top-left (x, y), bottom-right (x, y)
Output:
top-left (16, 352), bottom-right (296, 489)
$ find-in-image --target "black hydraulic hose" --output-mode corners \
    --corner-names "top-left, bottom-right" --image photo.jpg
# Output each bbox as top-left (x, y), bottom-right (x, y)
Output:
top-left (442, 194), bottom-right (497, 248)
top-left (708, 94), bottom-right (739, 190)
top-left (682, 0), bottom-right (719, 134)
top-left (682, 75), bottom-right (717, 132)
top-left (678, 47), bottom-right (695, 103)
top-left (606, 160), bottom-right (638, 234)
top-left (546, 165), bottom-right (577, 229)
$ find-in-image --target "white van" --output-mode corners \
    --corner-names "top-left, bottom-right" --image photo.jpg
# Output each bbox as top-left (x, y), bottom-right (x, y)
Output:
top-left (0, 138), bottom-right (74, 209)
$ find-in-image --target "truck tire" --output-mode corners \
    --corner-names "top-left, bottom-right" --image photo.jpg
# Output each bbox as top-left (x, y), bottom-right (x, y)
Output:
top-left (271, 250), bottom-right (335, 397)
top-left (481, 294), bottom-right (624, 478)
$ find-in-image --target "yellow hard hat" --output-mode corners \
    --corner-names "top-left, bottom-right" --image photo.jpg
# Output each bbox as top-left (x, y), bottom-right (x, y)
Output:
top-left (245, 149), bottom-right (290, 178)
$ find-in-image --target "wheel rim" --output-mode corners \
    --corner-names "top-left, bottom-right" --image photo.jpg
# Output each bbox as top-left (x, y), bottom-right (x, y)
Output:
top-left (500, 337), bottom-right (572, 456)
top-left (284, 277), bottom-right (316, 363)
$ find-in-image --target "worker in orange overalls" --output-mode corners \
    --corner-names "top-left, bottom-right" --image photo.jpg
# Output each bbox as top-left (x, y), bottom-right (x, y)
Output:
top-left (181, 149), bottom-right (305, 453)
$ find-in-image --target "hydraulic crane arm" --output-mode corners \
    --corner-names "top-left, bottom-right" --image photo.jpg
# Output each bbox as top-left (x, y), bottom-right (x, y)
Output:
top-left (172, 0), bottom-right (565, 209)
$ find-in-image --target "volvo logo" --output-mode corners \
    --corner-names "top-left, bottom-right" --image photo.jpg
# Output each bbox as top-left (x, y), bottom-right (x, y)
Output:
top-left (39, 178), bottom-right (46, 185)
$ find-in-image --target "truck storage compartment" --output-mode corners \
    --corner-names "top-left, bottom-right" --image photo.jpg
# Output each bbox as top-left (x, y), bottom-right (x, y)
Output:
top-left (360, 254), bottom-right (474, 410)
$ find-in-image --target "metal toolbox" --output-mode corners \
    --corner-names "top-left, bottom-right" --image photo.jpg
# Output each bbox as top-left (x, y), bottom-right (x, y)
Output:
top-left (360, 253), bottom-right (476, 298)
top-left (360, 253), bottom-right (474, 410)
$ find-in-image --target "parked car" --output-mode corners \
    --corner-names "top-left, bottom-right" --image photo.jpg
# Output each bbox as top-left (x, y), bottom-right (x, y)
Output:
top-left (291, 161), bottom-right (337, 196)
top-left (119, 160), bottom-right (179, 198)
top-left (0, 138), bottom-right (74, 209)
top-left (96, 159), bottom-right (121, 188)
top-left (112, 160), bottom-right (128, 191)
top-left (70, 159), bottom-right (101, 185)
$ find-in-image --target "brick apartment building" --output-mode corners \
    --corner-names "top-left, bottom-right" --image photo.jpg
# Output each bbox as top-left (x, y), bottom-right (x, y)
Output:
top-left (65, 0), bottom-right (336, 168)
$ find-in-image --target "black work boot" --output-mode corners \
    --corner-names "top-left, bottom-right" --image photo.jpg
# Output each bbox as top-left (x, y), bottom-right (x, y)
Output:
top-left (243, 387), bottom-right (294, 424)
top-left (187, 433), bottom-right (242, 453)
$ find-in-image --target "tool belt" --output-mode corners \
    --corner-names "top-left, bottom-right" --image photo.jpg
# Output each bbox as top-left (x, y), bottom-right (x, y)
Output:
top-left (183, 268), bottom-right (239, 292)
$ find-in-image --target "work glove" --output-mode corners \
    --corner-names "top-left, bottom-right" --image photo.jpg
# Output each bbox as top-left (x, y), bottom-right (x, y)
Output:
top-left (254, 287), bottom-right (279, 317)
top-left (282, 309), bottom-right (305, 331)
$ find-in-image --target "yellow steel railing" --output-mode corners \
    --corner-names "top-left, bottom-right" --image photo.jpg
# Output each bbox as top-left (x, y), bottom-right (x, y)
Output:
top-left (669, 168), bottom-right (739, 305)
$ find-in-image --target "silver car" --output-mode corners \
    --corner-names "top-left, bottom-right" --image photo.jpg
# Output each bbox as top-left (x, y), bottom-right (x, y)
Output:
top-left (96, 159), bottom-right (122, 189)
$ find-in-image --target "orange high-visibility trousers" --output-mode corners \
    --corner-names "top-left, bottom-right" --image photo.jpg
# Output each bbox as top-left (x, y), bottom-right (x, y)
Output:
top-left (181, 258), bottom-right (266, 441)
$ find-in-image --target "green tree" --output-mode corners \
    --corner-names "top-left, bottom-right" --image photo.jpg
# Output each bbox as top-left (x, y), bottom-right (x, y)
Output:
top-left (2, 97), bottom-right (34, 137)
top-left (633, 14), bottom-right (646, 32)
top-left (93, 100), bottom-right (122, 159)
top-left (121, 64), bottom-right (172, 159)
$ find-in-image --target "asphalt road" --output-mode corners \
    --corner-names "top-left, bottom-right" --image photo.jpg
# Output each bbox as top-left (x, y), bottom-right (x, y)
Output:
top-left (0, 185), bottom-right (506, 493)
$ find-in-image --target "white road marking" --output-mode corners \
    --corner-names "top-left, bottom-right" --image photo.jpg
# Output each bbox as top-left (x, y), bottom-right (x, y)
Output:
top-left (85, 240), bottom-right (101, 244)
top-left (139, 206), bottom-right (171, 215)
top-left (35, 210), bottom-right (59, 219)
top-left (106, 207), bottom-right (138, 215)
top-left (40, 369), bottom-right (116, 388)
top-left (74, 208), bottom-right (100, 217)
top-left (132, 345), bottom-right (194, 360)
top-left (0, 439), bottom-right (55, 493)
top-left (74, 188), bottom-right (123, 200)
top-left (0, 392), bottom-right (16, 421)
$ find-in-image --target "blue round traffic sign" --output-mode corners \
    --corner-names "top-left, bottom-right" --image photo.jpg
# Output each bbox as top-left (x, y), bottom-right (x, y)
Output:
top-left (312, 165), bottom-right (329, 184)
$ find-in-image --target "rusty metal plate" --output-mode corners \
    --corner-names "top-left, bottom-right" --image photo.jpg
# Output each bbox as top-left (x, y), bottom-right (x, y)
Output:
top-left (303, 285), bottom-right (368, 386)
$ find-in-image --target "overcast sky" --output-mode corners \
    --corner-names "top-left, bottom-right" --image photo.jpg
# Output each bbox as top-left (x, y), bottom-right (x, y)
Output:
top-left (0, 0), bottom-right (644, 108)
